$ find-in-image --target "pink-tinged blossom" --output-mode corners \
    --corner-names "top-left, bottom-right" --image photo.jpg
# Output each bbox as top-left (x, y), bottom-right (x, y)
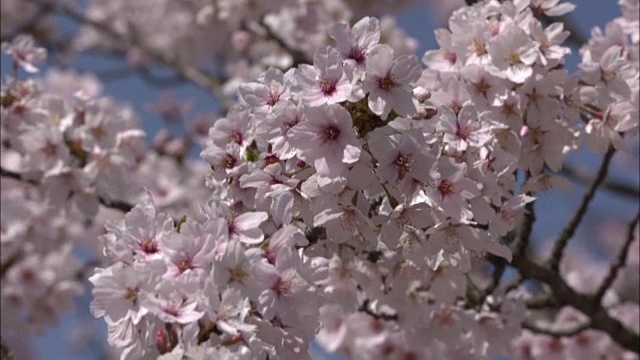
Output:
top-left (489, 24), bottom-right (539, 83)
top-left (585, 101), bottom-right (638, 154)
top-left (101, 193), bottom-right (174, 262)
top-left (489, 194), bottom-right (536, 237)
top-left (330, 16), bottom-right (381, 70)
top-left (530, 0), bottom-right (576, 17)
top-left (422, 29), bottom-right (460, 72)
top-left (251, 249), bottom-right (313, 322)
top-left (225, 211), bottom-right (269, 245)
top-left (240, 163), bottom-right (299, 226)
top-left (294, 46), bottom-right (357, 106)
top-left (207, 108), bottom-right (253, 149)
top-left (368, 129), bottom-right (436, 195)
top-left (425, 158), bottom-right (480, 221)
top-left (139, 286), bottom-right (204, 324)
top-left (579, 45), bottom-right (636, 103)
top-left (288, 104), bottom-right (361, 179)
top-left (238, 67), bottom-right (292, 116)
top-left (18, 125), bottom-right (70, 172)
top-left (160, 218), bottom-right (225, 277)
top-left (89, 263), bottom-right (153, 325)
top-left (313, 196), bottom-right (376, 244)
top-left (258, 100), bottom-right (304, 160)
top-left (1, 35), bottom-right (46, 73)
top-left (363, 44), bottom-right (422, 119)
top-left (438, 105), bottom-right (494, 151)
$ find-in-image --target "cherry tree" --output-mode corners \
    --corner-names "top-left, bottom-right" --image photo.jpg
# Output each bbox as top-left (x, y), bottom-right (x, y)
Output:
top-left (1, 0), bottom-right (638, 359)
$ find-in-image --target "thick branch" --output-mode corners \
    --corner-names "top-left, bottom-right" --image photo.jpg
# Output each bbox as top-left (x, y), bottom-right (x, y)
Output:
top-left (1, 166), bottom-right (133, 213)
top-left (512, 253), bottom-right (639, 353)
top-left (593, 211), bottom-right (640, 304)
top-left (548, 147), bottom-right (615, 271)
top-left (27, 0), bottom-right (233, 110)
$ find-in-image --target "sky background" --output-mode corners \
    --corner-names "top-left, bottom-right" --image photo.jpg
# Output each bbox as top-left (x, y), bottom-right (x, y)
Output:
top-left (1, 0), bottom-right (637, 359)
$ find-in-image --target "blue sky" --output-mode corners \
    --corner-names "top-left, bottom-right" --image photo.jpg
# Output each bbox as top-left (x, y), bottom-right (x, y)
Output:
top-left (2, 1), bottom-right (637, 359)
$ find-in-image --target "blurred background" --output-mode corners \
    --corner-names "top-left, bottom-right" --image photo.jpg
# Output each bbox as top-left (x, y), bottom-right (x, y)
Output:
top-left (1, 0), bottom-right (637, 359)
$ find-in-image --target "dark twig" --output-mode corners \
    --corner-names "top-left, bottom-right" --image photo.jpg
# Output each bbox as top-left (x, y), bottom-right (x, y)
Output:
top-left (27, 0), bottom-right (234, 110)
top-left (259, 20), bottom-right (309, 68)
top-left (593, 211), bottom-right (640, 305)
top-left (561, 164), bottom-right (639, 199)
top-left (1, 166), bottom-right (134, 213)
top-left (548, 147), bottom-right (616, 271)
top-left (522, 319), bottom-right (591, 337)
top-left (359, 298), bottom-right (398, 322)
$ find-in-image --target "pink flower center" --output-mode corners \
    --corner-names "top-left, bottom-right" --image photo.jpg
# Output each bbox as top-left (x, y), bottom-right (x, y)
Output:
top-left (323, 126), bottom-right (341, 141)
top-left (319, 78), bottom-right (337, 96)
top-left (140, 236), bottom-right (159, 254)
top-left (349, 46), bottom-right (366, 64)
top-left (378, 76), bottom-right (396, 91)
top-left (438, 180), bottom-right (454, 198)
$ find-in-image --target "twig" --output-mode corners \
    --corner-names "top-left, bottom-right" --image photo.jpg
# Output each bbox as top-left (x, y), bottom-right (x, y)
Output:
top-left (1, 166), bottom-right (134, 213)
top-left (592, 211), bottom-right (640, 304)
top-left (358, 298), bottom-right (398, 322)
top-left (512, 172), bottom-right (536, 257)
top-left (258, 20), bottom-right (309, 68)
top-left (522, 319), bottom-right (591, 337)
top-left (561, 164), bottom-right (639, 199)
top-left (548, 147), bottom-right (616, 271)
top-left (27, 0), bottom-right (234, 110)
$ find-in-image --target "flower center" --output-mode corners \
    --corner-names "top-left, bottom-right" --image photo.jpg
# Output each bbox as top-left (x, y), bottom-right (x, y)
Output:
top-left (438, 179), bottom-right (454, 198)
top-left (323, 126), bottom-right (340, 141)
top-left (349, 46), bottom-right (366, 64)
top-left (140, 236), bottom-right (159, 254)
top-left (378, 76), bottom-right (396, 91)
top-left (319, 78), bottom-right (337, 96)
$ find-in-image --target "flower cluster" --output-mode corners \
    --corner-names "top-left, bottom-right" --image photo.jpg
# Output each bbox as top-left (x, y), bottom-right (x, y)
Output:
top-left (90, 1), bottom-right (639, 358)
top-left (1, 0), bottom-right (637, 359)
top-left (0, 36), bottom-right (211, 356)
top-left (69, 0), bottom-right (418, 97)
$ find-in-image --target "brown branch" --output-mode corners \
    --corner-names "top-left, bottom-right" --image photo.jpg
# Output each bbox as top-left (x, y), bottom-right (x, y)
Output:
top-left (561, 164), bottom-right (639, 199)
top-left (522, 319), bottom-right (591, 337)
top-left (548, 147), bottom-right (616, 271)
top-left (1, 166), bottom-right (133, 213)
top-left (512, 253), bottom-right (640, 353)
top-left (593, 210), bottom-right (640, 304)
top-left (27, 0), bottom-right (234, 110)
top-left (258, 20), bottom-right (309, 68)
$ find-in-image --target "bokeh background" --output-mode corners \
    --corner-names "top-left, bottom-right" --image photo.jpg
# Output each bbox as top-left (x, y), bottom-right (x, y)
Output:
top-left (1, 1), bottom-right (637, 359)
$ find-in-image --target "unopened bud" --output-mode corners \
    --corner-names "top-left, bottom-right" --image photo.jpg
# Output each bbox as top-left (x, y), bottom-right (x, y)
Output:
top-left (413, 86), bottom-right (431, 102)
top-left (296, 158), bottom-right (306, 167)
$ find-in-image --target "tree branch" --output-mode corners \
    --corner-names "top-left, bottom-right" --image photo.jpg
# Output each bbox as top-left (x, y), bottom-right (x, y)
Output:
top-left (561, 164), bottom-right (639, 199)
top-left (27, 0), bottom-right (234, 110)
top-left (512, 253), bottom-right (639, 353)
top-left (593, 210), bottom-right (640, 304)
top-left (548, 147), bottom-right (616, 271)
top-left (522, 319), bottom-right (591, 337)
top-left (1, 166), bottom-right (133, 213)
